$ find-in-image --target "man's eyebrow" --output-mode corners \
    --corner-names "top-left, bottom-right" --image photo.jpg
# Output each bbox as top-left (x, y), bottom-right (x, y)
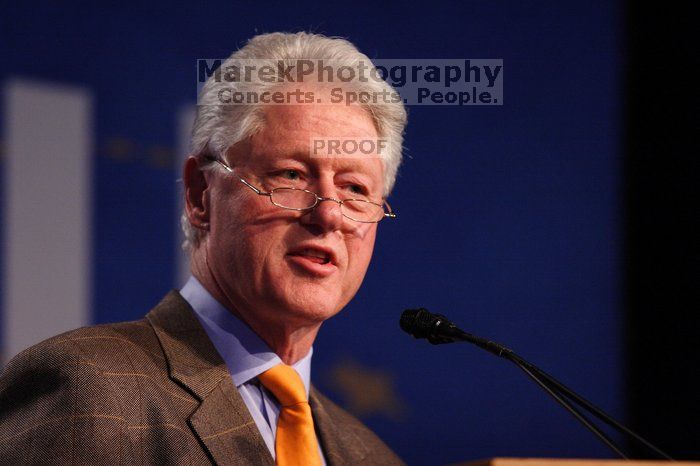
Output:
top-left (334, 168), bottom-right (382, 189)
top-left (258, 155), bottom-right (310, 167)
top-left (335, 166), bottom-right (375, 177)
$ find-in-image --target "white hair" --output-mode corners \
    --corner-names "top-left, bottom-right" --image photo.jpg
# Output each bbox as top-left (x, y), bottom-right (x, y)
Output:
top-left (182, 31), bottom-right (408, 251)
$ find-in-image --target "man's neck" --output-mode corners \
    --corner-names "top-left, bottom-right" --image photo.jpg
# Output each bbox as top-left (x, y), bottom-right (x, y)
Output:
top-left (190, 252), bottom-right (321, 365)
top-left (258, 326), bottom-right (320, 365)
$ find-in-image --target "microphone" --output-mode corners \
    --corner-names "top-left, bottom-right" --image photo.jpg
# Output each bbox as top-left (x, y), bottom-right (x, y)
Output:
top-left (400, 308), bottom-right (514, 357)
top-left (400, 307), bottom-right (673, 460)
top-left (399, 308), bottom-right (463, 344)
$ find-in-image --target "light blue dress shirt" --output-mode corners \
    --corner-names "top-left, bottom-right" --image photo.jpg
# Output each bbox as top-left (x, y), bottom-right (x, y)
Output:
top-left (180, 276), bottom-right (326, 464)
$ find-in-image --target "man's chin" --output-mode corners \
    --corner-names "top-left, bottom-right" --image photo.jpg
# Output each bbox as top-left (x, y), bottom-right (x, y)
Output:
top-left (274, 293), bottom-right (343, 325)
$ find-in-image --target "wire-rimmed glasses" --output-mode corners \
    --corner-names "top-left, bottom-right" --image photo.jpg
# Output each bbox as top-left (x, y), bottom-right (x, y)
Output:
top-left (206, 157), bottom-right (396, 223)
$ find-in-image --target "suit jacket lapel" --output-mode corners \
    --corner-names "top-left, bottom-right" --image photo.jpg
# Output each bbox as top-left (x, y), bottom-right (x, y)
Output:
top-left (146, 291), bottom-right (274, 466)
top-left (310, 388), bottom-right (369, 466)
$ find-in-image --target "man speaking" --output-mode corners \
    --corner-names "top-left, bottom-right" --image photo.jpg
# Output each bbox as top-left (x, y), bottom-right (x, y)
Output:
top-left (0, 32), bottom-right (406, 465)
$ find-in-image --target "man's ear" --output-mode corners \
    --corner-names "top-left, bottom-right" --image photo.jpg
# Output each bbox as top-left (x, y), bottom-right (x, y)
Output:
top-left (183, 155), bottom-right (210, 231)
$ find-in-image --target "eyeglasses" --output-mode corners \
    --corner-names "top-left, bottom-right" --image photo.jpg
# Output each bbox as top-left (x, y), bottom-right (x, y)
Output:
top-left (207, 157), bottom-right (396, 223)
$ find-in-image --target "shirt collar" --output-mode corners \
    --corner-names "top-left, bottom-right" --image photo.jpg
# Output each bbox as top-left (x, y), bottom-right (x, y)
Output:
top-left (180, 276), bottom-right (313, 395)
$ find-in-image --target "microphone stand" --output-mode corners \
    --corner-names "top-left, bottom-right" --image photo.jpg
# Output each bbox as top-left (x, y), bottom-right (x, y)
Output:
top-left (515, 360), bottom-right (627, 458)
top-left (451, 326), bottom-right (673, 460)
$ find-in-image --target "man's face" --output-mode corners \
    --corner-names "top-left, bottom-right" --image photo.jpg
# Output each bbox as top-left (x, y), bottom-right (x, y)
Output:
top-left (203, 102), bottom-right (384, 329)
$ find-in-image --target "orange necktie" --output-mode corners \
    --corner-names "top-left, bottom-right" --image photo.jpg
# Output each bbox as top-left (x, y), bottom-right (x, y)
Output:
top-left (257, 364), bottom-right (323, 466)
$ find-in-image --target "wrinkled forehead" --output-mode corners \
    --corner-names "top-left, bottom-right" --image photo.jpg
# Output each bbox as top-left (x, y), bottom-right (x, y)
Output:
top-left (233, 101), bottom-right (385, 183)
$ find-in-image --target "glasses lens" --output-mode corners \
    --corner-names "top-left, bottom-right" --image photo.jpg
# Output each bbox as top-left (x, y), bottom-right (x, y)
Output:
top-left (342, 200), bottom-right (385, 223)
top-left (270, 188), bottom-right (318, 210)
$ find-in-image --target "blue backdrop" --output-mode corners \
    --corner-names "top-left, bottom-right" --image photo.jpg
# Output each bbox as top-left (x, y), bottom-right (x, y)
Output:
top-left (1, 1), bottom-right (623, 464)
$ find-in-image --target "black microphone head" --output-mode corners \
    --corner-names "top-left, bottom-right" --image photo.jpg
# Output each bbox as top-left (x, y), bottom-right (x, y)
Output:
top-left (401, 308), bottom-right (464, 344)
top-left (400, 308), bottom-right (439, 339)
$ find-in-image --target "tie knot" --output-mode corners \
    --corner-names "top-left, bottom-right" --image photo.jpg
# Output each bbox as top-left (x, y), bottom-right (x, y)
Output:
top-left (257, 363), bottom-right (307, 407)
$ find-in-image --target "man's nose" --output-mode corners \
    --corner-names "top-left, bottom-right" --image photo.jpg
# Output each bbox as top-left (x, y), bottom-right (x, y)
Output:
top-left (300, 186), bottom-right (344, 232)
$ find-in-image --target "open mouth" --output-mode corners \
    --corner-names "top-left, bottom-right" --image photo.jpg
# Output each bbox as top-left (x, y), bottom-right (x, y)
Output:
top-left (286, 246), bottom-right (337, 277)
top-left (292, 248), bottom-right (331, 265)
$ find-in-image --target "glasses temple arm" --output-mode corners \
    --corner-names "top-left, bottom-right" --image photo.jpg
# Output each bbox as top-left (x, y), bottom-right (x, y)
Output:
top-left (383, 199), bottom-right (397, 218)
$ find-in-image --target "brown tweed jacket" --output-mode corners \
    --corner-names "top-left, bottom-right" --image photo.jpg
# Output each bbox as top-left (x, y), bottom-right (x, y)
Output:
top-left (0, 291), bottom-right (404, 465)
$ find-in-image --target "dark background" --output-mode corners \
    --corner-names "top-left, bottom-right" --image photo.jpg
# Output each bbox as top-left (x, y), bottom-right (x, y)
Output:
top-left (0, 1), bottom-right (697, 463)
top-left (625, 2), bottom-right (698, 459)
